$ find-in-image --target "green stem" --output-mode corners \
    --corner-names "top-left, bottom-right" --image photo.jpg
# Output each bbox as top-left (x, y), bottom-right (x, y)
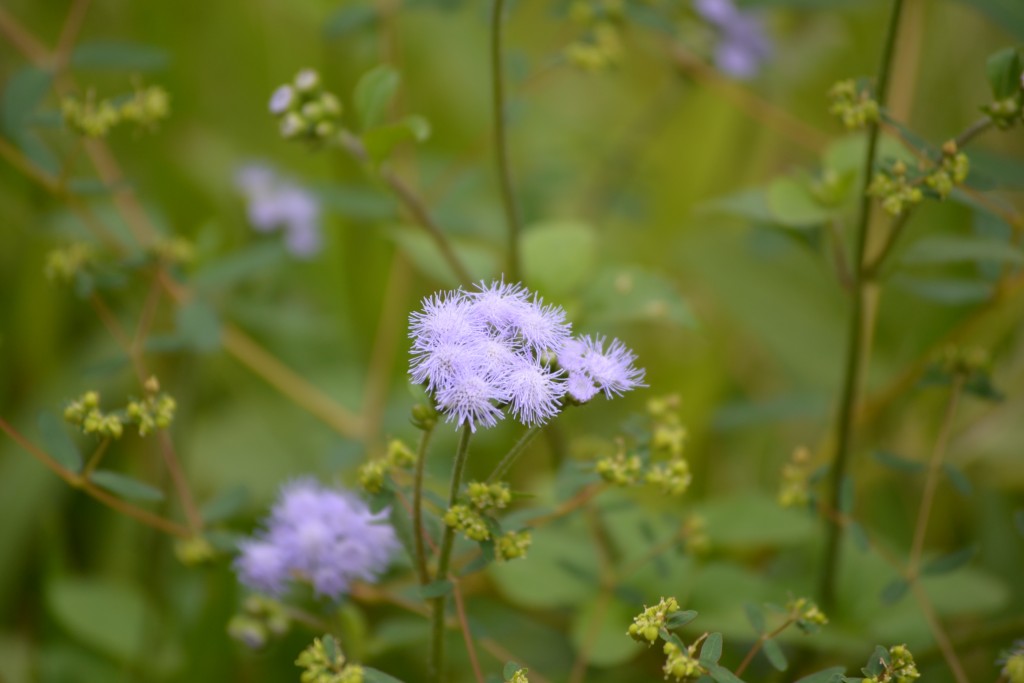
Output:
top-left (819, 0), bottom-right (905, 609)
top-left (429, 424), bottom-right (473, 683)
top-left (412, 424), bottom-right (436, 586)
top-left (491, 0), bottom-right (522, 281)
top-left (953, 115), bottom-right (993, 149)
top-left (486, 425), bottom-right (541, 483)
top-left (82, 437), bottom-right (111, 478)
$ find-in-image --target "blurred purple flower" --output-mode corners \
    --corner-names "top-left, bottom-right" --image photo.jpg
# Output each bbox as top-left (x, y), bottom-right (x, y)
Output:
top-left (694, 0), bottom-right (772, 79)
top-left (234, 479), bottom-right (399, 599)
top-left (235, 164), bottom-right (322, 258)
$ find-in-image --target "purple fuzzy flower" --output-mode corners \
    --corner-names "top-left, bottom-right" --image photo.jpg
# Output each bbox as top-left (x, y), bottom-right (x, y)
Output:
top-left (559, 334), bottom-right (646, 402)
top-left (234, 479), bottom-right (399, 599)
top-left (695, 0), bottom-right (772, 79)
top-left (235, 164), bottom-right (322, 258)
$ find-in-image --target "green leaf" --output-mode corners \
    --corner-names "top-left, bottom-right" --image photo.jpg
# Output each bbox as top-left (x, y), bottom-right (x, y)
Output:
top-left (762, 638), bottom-right (788, 671)
top-left (417, 579), bottom-right (453, 599)
top-left (354, 65), bottom-right (400, 130)
top-left (666, 609), bottom-right (699, 630)
top-left (873, 449), bottom-right (925, 473)
top-left (37, 410), bottom-right (82, 472)
top-left (985, 47), bottom-right (1023, 99)
top-left (569, 597), bottom-right (638, 668)
top-left (2, 66), bottom-right (53, 137)
top-left (793, 666), bottom-right (846, 683)
top-left (699, 188), bottom-right (776, 224)
top-left (696, 494), bottom-right (816, 547)
top-left (891, 275), bottom-right (993, 305)
top-left (848, 520), bottom-right (871, 552)
top-left (899, 235), bottom-right (1024, 266)
top-left (503, 662), bottom-right (521, 680)
top-left (743, 603), bottom-right (764, 634)
top-left (707, 663), bottom-right (746, 683)
top-left (88, 470), bottom-right (165, 503)
top-left (46, 577), bottom-right (158, 662)
top-left (200, 485), bottom-right (249, 523)
top-left (582, 267), bottom-right (697, 328)
top-left (521, 220), bottom-right (598, 297)
top-left (862, 645), bottom-right (890, 677)
top-left (766, 177), bottom-right (831, 228)
top-left (192, 242), bottom-right (288, 291)
top-left (922, 546), bottom-right (975, 576)
top-left (363, 667), bottom-right (407, 683)
top-left (176, 300), bottom-right (222, 352)
top-left (361, 116), bottom-right (431, 163)
top-left (71, 41), bottom-right (169, 71)
top-left (880, 577), bottom-right (909, 605)
top-left (699, 632), bottom-right (723, 666)
top-left (323, 5), bottom-right (378, 39)
top-left (943, 462), bottom-right (973, 496)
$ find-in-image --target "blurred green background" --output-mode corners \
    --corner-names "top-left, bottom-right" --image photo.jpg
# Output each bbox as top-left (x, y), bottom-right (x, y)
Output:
top-left (1, 0), bottom-right (1023, 681)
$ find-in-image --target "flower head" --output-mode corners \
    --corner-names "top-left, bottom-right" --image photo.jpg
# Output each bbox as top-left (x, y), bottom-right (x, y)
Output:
top-left (559, 334), bottom-right (646, 402)
top-left (695, 0), bottom-right (772, 79)
top-left (235, 164), bottom-right (322, 258)
top-left (234, 479), bottom-right (399, 599)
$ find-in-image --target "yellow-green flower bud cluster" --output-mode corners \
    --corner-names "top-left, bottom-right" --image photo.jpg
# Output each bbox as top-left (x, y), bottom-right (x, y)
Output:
top-left (358, 438), bottom-right (418, 493)
top-left (924, 141), bottom-right (969, 199)
top-left (227, 595), bottom-right (290, 650)
top-left (174, 535), bottom-right (215, 566)
top-left (496, 530), bottom-right (532, 561)
top-left (683, 514), bottom-right (710, 556)
top-left (787, 596), bottom-right (828, 632)
top-left (270, 69), bottom-right (343, 144)
top-left (662, 640), bottom-right (706, 682)
top-left (646, 457), bottom-right (692, 496)
top-left (61, 84), bottom-right (170, 138)
top-left (938, 344), bottom-right (990, 377)
top-left (508, 668), bottom-right (529, 683)
top-left (64, 390), bottom-right (124, 439)
top-left (866, 644), bottom-right (920, 683)
top-left (410, 403), bottom-right (437, 431)
top-left (828, 80), bottom-right (880, 129)
top-left (467, 481), bottom-right (511, 511)
top-left (44, 243), bottom-right (94, 284)
top-left (596, 449), bottom-right (643, 486)
top-left (153, 236), bottom-right (196, 266)
top-left (985, 96), bottom-right (1022, 130)
top-left (1001, 641), bottom-right (1024, 683)
top-left (646, 395), bottom-right (692, 497)
top-left (778, 446), bottom-right (812, 509)
top-left (627, 596), bottom-right (680, 645)
top-left (125, 392), bottom-right (176, 437)
top-left (443, 504), bottom-right (491, 542)
top-left (564, 1), bottom-right (625, 72)
top-left (868, 160), bottom-right (923, 216)
top-left (295, 635), bottom-right (363, 683)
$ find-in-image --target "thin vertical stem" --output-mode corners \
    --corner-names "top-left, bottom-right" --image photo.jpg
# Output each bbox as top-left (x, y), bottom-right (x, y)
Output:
top-left (486, 425), bottom-right (540, 482)
top-left (491, 0), bottom-right (522, 280)
top-left (412, 424), bottom-right (436, 586)
top-left (429, 424), bottom-right (473, 683)
top-left (820, 0), bottom-right (906, 609)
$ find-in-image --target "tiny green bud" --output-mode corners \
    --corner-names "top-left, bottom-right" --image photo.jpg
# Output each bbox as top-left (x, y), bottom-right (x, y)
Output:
top-left (228, 614), bottom-right (268, 649)
top-left (174, 536), bottom-right (215, 566)
top-left (466, 481), bottom-right (511, 511)
top-left (627, 596), bottom-right (680, 645)
top-left (496, 530), bottom-right (532, 561)
top-left (443, 504), bottom-right (491, 541)
top-left (385, 439), bottom-right (416, 469)
top-left (411, 403), bottom-right (437, 430)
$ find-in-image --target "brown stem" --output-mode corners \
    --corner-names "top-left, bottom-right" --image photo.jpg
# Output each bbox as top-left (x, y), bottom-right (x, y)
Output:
top-left (451, 581), bottom-right (485, 683)
top-left (82, 437), bottom-right (111, 477)
top-left (156, 431), bottom-right (203, 534)
top-left (734, 619), bottom-right (794, 677)
top-left (54, 0), bottom-right (92, 72)
top-left (0, 7), bottom-right (50, 63)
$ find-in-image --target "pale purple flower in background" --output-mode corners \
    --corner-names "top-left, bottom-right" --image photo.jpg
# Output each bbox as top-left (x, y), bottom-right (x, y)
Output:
top-left (268, 85), bottom-right (294, 115)
top-left (408, 280), bottom-right (645, 429)
top-left (234, 479), bottom-right (399, 599)
top-left (235, 164), bottom-right (322, 258)
top-left (694, 0), bottom-right (772, 79)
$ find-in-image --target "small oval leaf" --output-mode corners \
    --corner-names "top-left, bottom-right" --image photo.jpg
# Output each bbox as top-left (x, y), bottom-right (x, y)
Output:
top-left (89, 470), bottom-right (165, 503)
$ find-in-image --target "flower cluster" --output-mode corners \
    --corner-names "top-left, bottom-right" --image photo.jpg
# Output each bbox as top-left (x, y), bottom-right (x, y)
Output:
top-left (358, 438), bottom-right (417, 494)
top-left (778, 445), bottom-right (812, 509)
top-left (867, 160), bottom-right (923, 216)
top-left (44, 243), bottom-right (94, 284)
top-left (828, 79), bottom-right (880, 129)
top-left (269, 68), bottom-right (343, 143)
top-left (564, 1), bottom-right (625, 73)
top-left (925, 140), bottom-right (970, 199)
top-left (235, 164), bottom-right (322, 258)
top-left (627, 596), bottom-right (680, 645)
top-left (227, 595), bottom-right (290, 650)
top-left (234, 479), bottom-right (399, 600)
top-left (662, 640), bottom-right (706, 681)
top-left (61, 83), bottom-right (169, 138)
top-left (409, 281), bottom-right (644, 432)
top-left (864, 644), bottom-right (921, 683)
top-left (787, 596), bottom-right (828, 633)
top-left (694, 0), bottom-right (772, 80)
top-left (295, 635), bottom-right (363, 683)
top-left (999, 640), bottom-right (1024, 683)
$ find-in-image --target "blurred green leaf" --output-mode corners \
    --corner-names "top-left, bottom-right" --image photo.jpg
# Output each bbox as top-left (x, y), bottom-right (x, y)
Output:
top-left (697, 494), bottom-right (815, 547)
top-left (863, 645), bottom-right (890, 676)
top-left (503, 661), bottom-right (521, 680)
top-left (354, 65), bottom-right (400, 130)
top-left (46, 577), bottom-right (157, 663)
top-left (362, 116), bottom-right (431, 164)
top-left (582, 266), bottom-right (696, 328)
top-left (71, 42), bottom-right (169, 71)
top-left (666, 610), bottom-right (699, 629)
top-left (899, 235), bottom-right (1024, 266)
top-left (699, 188), bottom-right (776, 223)
top-left (176, 300), bottom-right (222, 352)
top-left (880, 577), bottom-right (909, 605)
top-left (848, 520), bottom-right (871, 552)
top-left (766, 177), bottom-right (831, 228)
top-left (985, 47), bottom-right (1023, 98)
top-left (942, 462), bottom-right (973, 496)
top-left (762, 638), bottom-right (787, 671)
top-left (418, 579), bottom-right (453, 599)
top-left (891, 275), bottom-right (993, 305)
top-left (699, 632), bottom-right (723, 666)
top-left (794, 666), bottom-right (846, 683)
top-left (89, 470), bottom-right (165, 503)
top-left (521, 220), bottom-right (597, 297)
top-left (922, 546), bottom-right (976, 576)
top-left (323, 5), bottom-right (378, 39)
top-left (364, 667), bottom-right (406, 683)
top-left (708, 663), bottom-right (745, 683)
top-left (569, 597), bottom-right (637, 668)
top-left (37, 410), bottom-right (82, 472)
top-left (743, 603), bottom-right (764, 634)
top-left (922, 566), bottom-right (1009, 614)
top-left (2, 67), bottom-right (52, 136)
top-left (200, 485), bottom-right (249, 523)
top-left (192, 242), bottom-right (287, 291)
top-left (872, 450), bottom-right (925, 473)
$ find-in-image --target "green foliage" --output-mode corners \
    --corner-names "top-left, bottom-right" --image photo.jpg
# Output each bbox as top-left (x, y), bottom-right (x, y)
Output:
top-left (88, 470), bottom-right (165, 502)
top-left (37, 410), bottom-right (82, 472)
top-left (354, 65), bottom-right (401, 131)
